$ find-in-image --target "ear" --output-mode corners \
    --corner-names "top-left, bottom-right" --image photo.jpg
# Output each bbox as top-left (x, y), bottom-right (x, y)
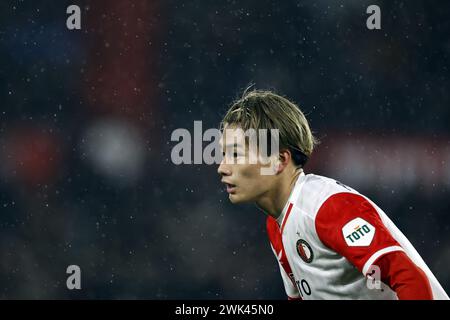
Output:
top-left (275, 149), bottom-right (292, 174)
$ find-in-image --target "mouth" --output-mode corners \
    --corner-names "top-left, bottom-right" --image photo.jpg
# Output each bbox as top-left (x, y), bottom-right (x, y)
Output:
top-left (222, 181), bottom-right (237, 194)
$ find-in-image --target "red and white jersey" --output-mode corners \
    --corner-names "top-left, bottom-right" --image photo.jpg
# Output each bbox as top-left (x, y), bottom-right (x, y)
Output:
top-left (267, 172), bottom-right (449, 300)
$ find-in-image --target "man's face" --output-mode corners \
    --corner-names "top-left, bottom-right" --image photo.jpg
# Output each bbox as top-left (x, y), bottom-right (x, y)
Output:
top-left (217, 125), bottom-right (276, 204)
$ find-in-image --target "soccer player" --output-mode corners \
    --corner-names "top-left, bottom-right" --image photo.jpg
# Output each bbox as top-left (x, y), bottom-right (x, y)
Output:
top-left (217, 90), bottom-right (449, 300)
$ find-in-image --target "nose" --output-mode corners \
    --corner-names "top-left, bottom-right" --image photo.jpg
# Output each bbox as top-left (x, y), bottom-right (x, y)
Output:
top-left (217, 159), bottom-right (231, 177)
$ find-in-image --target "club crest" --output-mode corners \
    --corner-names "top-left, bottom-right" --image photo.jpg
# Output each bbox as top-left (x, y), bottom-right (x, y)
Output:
top-left (296, 239), bottom-right (314, 263)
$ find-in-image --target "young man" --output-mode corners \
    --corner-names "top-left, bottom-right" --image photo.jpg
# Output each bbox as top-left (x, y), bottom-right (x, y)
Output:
top-left (217, 90), bottom-right (449, 300)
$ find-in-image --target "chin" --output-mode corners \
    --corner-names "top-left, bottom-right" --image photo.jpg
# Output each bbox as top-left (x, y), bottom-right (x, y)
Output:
top-left (228, 194), bottom-right (246, 204)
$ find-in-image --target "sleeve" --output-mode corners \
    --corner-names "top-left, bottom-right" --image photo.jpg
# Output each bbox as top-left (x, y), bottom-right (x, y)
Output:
top-left (315, 192), bottom-right (433, 299)
top-left (375, 251), bottom-right (433, 299)
top-left (315, 192), bottom-right (403, 275)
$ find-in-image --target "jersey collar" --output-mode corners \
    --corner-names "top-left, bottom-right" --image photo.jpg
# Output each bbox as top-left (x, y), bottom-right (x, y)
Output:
top-left (276, 171), bottom-right (306, 232)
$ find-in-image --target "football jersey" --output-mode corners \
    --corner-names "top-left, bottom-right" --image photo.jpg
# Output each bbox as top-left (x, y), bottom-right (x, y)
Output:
top-left (266, 172), bottom-right (449, 300)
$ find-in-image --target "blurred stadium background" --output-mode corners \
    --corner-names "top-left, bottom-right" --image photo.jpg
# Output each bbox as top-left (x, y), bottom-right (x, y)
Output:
top-left (0, 0), bottom-right (449, 298)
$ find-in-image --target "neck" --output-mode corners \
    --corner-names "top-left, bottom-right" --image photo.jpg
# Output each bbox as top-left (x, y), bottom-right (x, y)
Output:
top-left (256, 168), bottom-right (302, 219)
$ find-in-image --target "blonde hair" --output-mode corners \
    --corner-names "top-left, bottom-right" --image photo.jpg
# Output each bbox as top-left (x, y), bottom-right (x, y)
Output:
top-left (221, 89), bottom-right (318, 167)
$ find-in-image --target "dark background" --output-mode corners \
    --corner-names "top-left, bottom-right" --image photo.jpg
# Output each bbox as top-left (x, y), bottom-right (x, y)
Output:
top-left (0, 0), bottom-right (449, 299)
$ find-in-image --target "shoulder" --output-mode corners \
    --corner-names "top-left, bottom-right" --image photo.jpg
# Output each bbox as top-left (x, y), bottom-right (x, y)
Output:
top-left (314, 191), bottom-right (379, 235)
top-left (314, 190), bottom-right (395, 255)
top-left (297, 174), bottom-right (385, 246)
top-left (293, 173), bottom-right (360, 219)
top-left (308, 172), bottom-right (377, 230)
top-left (311, 190), bottom-right (403, 273)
